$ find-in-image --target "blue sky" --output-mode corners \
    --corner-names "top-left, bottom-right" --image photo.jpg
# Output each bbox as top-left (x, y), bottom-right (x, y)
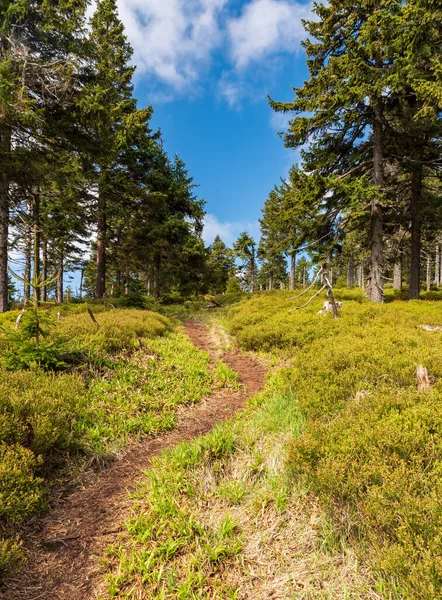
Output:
top-left (115, 0), bottom-right (314, 247)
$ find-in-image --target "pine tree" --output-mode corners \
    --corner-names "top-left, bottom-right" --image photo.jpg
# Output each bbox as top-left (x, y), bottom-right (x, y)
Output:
top-left (206, 236), bottom-right (235, 294)
top-left (0, 0), bottom-right (88, 311)
top-left (233, 232), bottom-right (257, 293)
top-left (270, 0), bottom-right (414, 302)
top-left (85, 0), bottom-right (152, 298)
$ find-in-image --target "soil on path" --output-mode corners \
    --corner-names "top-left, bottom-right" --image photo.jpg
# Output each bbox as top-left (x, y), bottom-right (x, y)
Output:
top-left (0, 321), bottom-right (266, 600)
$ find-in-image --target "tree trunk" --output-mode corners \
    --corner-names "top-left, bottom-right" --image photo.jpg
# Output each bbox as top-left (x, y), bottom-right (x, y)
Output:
top-left (33, 193), bottom-right (40, 305)
top-left (250, 255), bottom-right (255, 293)
top-left (367, 101), bottom-right (384, 303)
top-left (80, 267), bottom-right (84, 300)
top-left (393, 259), bottom-right (402, 290)
top-left (289, 251), bottom-right (296, 290)
top-left (153, 254), bottom-right (160, 300)
top-left (95, 190), bottom-right (106, 298)
top-left (268, 274), bottom-right (273, 290)
top-left (24, 205), bottom-right (31, 304)
top-left (56, 253), bottom-right (63, 304)
top-left (42, 240), bottom-right (48, 302)
top-left (358, 262), bottom-right (365, 289)
top-left (115, 267), bottom-right (121, 295)
top-left (408, 164), bottom-right (423, 299)
top-left (426, 256), bottom-right (431, 292)
top-left (347, 256), bottom-right (355, 287)
top-left (0, 126), bottom-right (10, 312)
top-left (439, 249), bottom-right (442, 286)
top-left (435, 245), bottom-right (440, 286)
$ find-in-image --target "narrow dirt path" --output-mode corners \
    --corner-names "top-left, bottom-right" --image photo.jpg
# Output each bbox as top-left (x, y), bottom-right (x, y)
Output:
top-left (0, 321), bottom-right (265, 600)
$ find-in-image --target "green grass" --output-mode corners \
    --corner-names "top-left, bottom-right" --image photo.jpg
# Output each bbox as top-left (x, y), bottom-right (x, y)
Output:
top-left (230, 290), bottom-right (442, 599)
top-left (0, 307), bottom-right (215, 575)
top-left (100, 373), bottom-right (380, 599)
top-left (101, 290), bottom-right (442, 599)
top-left (213, 360), bottom-right (240, 390)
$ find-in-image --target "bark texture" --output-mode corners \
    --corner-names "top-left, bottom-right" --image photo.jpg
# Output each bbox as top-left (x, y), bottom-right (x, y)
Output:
top-left (393, 259), bottom-right (402, 290)
top-left (250, 255), bottom-right (255, 293)
top-left (32, 194), bottom-right (40, 304)
top-left (289, 251), bottom-right (296, 291)
top-left (57, 254), bottom-right (64, 304)
top-left (24, 205), bottom-right (31, 303)
top-left (426, 257), bottom-right (431, 292)
top-left (347, 256), bottom-right (355, 287)
top-left (0, 126), bottom-right (10, 312)
top-left (95, 191), bottom-right (106, 299)
top-left (42, 240), bottom-right (48, 302)
top-left (408, 165), bottom-right (423, 299)
top-left (367, 102), bottom-right (384, 303)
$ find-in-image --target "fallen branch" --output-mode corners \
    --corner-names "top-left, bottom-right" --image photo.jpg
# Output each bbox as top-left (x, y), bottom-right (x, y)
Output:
top-left (15, 309), bottom-right (25, 329)
top-left (289, 285), bottom-right (326, 312)
top-left (419, 324), bottom-right (442, 332)
top-left (289, 268), bottom-right (322, 300)
top-left (87, 307), bottom-right (99, 328)
top-left (41, 535), bottom-right (80, 548)
top-left (323, 274), bottom-right (339, 319)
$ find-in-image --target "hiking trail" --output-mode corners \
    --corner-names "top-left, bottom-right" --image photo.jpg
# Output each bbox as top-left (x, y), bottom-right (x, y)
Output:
top-left (0, 320), bottom-right (265, 600)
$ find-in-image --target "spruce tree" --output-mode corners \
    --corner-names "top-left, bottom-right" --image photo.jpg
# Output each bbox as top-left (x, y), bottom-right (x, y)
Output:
top-left (0, 0), bottom-right (88, 311)
top-left (233, 232), bottom-right (257, 293)
top-left (270, 0), bottom-right (405, 302)
top-left (85, 0), bottom-right (152, 298)
top-left (206, 236), bottom-right (235, 294)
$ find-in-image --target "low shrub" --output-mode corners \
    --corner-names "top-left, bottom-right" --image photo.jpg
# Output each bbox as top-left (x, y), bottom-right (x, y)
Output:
top-left (229, 289), bottom-right (442, 599)
top-left (57, 309), bottom-right (171, 355)
top-left (0, 370), bottom-right (87, 457)
top-left (0, 307), bottom-right (208, 575)
top-left (0, 538), bottom-right (22, 571)
top-left (213, 291), bottom-right (249, 306)
top-left (0, 443), bottom-right (44, 524)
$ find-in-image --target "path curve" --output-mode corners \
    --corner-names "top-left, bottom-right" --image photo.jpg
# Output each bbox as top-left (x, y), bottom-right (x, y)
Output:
top-left (0, 321), bottom-right (265, 600)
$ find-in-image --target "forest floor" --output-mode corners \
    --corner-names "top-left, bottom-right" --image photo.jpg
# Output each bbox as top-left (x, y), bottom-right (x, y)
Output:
top-left (0, 320), bottom-right (266, 600)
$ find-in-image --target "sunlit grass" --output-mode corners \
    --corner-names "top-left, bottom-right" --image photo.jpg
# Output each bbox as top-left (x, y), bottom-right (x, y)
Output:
top-left (0, 308), bottom-right (216, 573)
top-left (101, 291), bottom-right (442, 599)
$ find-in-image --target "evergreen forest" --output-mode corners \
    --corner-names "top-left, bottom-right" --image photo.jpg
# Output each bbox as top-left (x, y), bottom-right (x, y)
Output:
top-left (1, 1), bottom-right (442, 600)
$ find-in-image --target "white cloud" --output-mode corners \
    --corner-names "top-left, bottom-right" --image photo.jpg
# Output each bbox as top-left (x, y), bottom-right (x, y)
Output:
top-left (203, 213), bottom-right (260, 246)
top-left (217, 72), bottom-right (247, 108)
top-left (269, 109), bottom-right (292, 132)
top-left (116, 0), bottom-right (228, 89)
top-left (87, 0), bottom-right (312, 101)
top-left (228, 0), bottom-right (312, 69)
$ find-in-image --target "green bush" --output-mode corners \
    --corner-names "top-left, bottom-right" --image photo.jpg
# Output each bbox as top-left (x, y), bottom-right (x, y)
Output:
top-left (229, 289), bottom-right (442, 599)
top-left (213, 291), bottom-right (249, 306)
top-left (0, 537), bottom-right (22, 572)
top-left (0, 370), bottom-right (87, 457)
top-left (57, 309), bottom-right (171, 355)
top-left (0, 443), bottom-right (44, 525)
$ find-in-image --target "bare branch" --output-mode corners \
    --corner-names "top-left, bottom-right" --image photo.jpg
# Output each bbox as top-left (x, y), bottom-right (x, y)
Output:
top-left (289, 285), bottom-right (326, 312)
top-left (289, 267), bottom-right (323, 300)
